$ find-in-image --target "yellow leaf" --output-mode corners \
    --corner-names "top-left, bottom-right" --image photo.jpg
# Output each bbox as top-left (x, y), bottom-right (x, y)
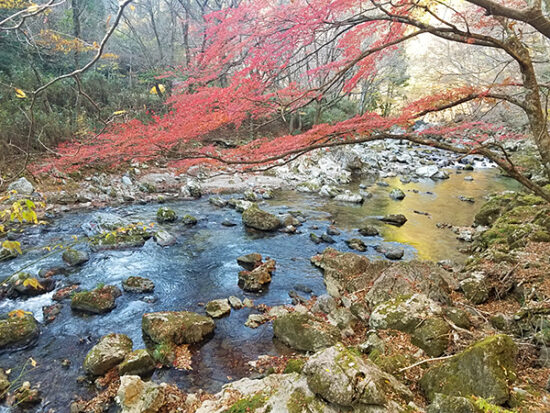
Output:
top-left (72, 235), bottom-right (78, 241)
top-left (2, 240), bottom-right (22, 255)
top-left (8, 309), bottom-right (31, 319)
top-left (113, 110), bottom-right (126, 115)
top-left (23, 278), bottom-right (43, 290)
top-left (130, 5), bottom-right (135, 11)
top-left (149, 84), bottom-right (165, 95)
top-left (29, 357), bottom-right (37, 367)
top-left (14, 88), bottom-right (27, 99)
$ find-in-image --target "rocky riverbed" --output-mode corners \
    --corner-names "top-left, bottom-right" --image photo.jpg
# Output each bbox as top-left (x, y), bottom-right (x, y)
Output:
top-left (0, 141), bottom-right (549, 412)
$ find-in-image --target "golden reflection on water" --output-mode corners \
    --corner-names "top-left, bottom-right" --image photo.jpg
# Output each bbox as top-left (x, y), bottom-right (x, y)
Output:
top-left (276, 169), bottom-right (520, 262)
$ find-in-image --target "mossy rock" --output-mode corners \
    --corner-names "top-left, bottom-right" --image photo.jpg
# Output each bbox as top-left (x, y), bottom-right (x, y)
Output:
top-left (283, 358), bottom-right (306, 374)
top-left (420, 334), bottom-right (517, 404)
top-left (411, 316), bottom-right (451, 357)
top-left (273, 312), bottom-right (339, 352)
top-left (0, 312), bottom-right (39, 349)
top-left (83, 333), bottom-right (133, 376)
top-left (224, 393), bottom-right (267, 413)
top-left (62, 248), bottom-right (89, 266)
top-left (118, 349), bottom-right (155, 377)
top-left (426, 393), bottom-right (477, 413)
top-left (182, 214), bottom-right (198, 225)
top-left (71, 285), bottom-right (119, 314)
top-left (90, 226), bottom-right (151, 251)
top-left (156, 207), bottom-right (177, 223)
top-left (142, 311), bottom-right (214, 347)
top-left (122, 276), bottom-right (154, 293)
top-left (242, 204), bottom-right (281, 231)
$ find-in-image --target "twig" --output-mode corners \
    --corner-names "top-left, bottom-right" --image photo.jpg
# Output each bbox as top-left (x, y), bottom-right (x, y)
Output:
top-left (398, 354), bottom-right (455, 372)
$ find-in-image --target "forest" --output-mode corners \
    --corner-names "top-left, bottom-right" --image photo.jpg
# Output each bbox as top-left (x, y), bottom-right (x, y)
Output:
top-left (0, 0), bottom-right (550, 412)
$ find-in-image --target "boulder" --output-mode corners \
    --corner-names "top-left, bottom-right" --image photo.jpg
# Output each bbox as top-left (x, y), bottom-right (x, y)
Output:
top-left (420, 335), bottom-right (517, 404)
top-left (238, 259), bottom-right (275, 292)
top-left (117, 375), bottom-right (165, 413)
top-left (182, 214), bottom-right (198, 225)
top-left (245, 314), bottom-right (269, 328)
top-left (205, 299), bottom-right (231, 318)
top-left (236, 253), bottom-right (262, 271)
top-left (142, 311), bottom-right (215, 346)
top-left (358, 224), bottom-right (379, 236)
top-left (303, 344), bottom-right (413, 408)
top-left (334, 191), bottom-right (363, 203)
top-left (411, 316), bottom-right (451, 357)
top-left (228, 296), bottom-right (243, 309)
top-left (365, 261), bottom-right (452, 307)
top-left (460, 272), bottom-right (489, 304)
top-left (83, 333), bottom-right (133, 376)
top-left (416, 165), bottom-right (438, 178)
top-left (0, 311), bottom-right (39, 349)
top-left (389, 188), bottom-right (406, 200)
top-left (156, 207), bottom-right (177, 223)
top-left (123, 276), bottom-right (155, 293)
top-left (62, 248), bottom-right (89, 266)
top-left (153, 230), bottom-right (176, 247)
top-left (427, 394), bottom-right (477, 413)
top-left (369, 293), bottom-right (443, 333)
top-left (118, 349), bottom-right (155, 377)
top-left (209, 196), bottom-right (227, 208)
top-left (5, 272), bottom-right (55, 297)
top-left (8, 177), bottom-right (34, 195)
top-left (380, 214), bottom-right (407, 226)
top-left (71, 285), bottom-right (120, 314)
top-left (375, 243), bottom-right (404, 260)
top-left (242, 205), bottom-right (281, 231)
top-left (272, 312), bottom-right (339, 352)
top-left (345, 238), bottom-right (366, 252)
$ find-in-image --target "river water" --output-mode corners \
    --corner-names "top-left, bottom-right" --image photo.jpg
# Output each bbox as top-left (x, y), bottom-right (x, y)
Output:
top-left (0, 169), bottom-right (519, 410)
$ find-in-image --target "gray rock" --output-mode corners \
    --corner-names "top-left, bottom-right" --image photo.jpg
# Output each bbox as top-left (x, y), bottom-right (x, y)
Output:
top-left (432, 170), bottom-right (450, 180)
top-left (142, 311), bottom-right (215, 346)
top-left (8, 177), bottom-right (34, 195)
top-left (380, 214), bottom-right (407, 226)
top-left (117, 375), bottom-right (166, 412)
top-left (389, 188), bottom-right (406, 200)
top-left (154, 230), bottom-right (176, 247)
top-left (122, 276), bottom-right (155, 293)
top-left (236, 253), bottom-right (262, 270)
top-left (311, 294), bottom-right (338, 314)
top-left (358, 224), bottom-right (380, 236)
top-left (416, 165), bottom-right (438, 178)
top-left (427, 393), bottom-right (476, 413)
top-left (62, 248), bottom-right (89, 266)
top-left (228, 296), bottom-right (243, 309)
top-left (242, 205), bottom-right (281, 231)
top-left (209, 196), bottom-right (227, 207)
top-left (205, 299), bottom-right (231, 318)
top-left (83, 333), bottom-right (133, 376)
top-left (122, 176), bottom-right (132, 186)
top-left (273, 312), bottom-right (339, 352)
top-left (71, 286), bottom-right (120, 314)
top-left (303, 344), bottom-right (413, 407)
top-left (156, 207), bottom-right (177, 223)
top-left (346, 238), bottom-right (366, 252)
top-left (238, 259), bottom-right (275, 291)
top-left (245, 314), bottom-right (269, 328)
top-left (118, 349), bottom-right (155, 377)
top-left (375, 243), bottom-right (404, 260)
top-left (334, 191), bottom-right (363, 203)
top-left (460, 272), bottom-right (489, 304)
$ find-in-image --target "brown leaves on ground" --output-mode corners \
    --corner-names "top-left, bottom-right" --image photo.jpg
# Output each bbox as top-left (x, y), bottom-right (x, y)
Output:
top-left (173, 345), bottom-right (193, 371)
top-left (73, 368), bottom-right (120, 412)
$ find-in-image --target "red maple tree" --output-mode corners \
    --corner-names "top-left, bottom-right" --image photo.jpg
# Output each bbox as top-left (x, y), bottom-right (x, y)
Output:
top-left (42, 0), bottom-right (550, 200)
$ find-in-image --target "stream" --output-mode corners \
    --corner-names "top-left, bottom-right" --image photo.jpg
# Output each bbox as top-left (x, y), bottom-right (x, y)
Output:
top-left (0, 169), bottom-right (519, 411)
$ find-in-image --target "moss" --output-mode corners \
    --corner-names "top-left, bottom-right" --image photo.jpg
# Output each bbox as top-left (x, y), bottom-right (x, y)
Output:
top-left (224, 393), bottom-right (267, 413)
top-left (371, 353), bottom-right (411, 375)
top-left (0, 312), bottom-right (39, 349)
top-left (156, 207), bottom-right (177, 223)
top-left (284, 359), bottom-right (306, 374)
top-left (182, 214), bottom-right (198, 225)
top-left (286, 388), bottom-right (319, 413)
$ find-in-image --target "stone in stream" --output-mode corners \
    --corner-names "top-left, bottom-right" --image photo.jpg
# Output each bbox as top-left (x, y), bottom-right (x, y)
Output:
top-left (42, 303), bottom-right (62, 324)
top-left (245, 314), bottom-right (269, 328)
top-left (182, 214), bottom-right (198, 225)
top-left (4, 272), bottom-right (55, 297)
top-left (459, 272), bottom-right (489, 304)
top-left (458, 195), bottom-right (475, 203)
top-left (238, 259), bottom-right (276, 292)
top-left (416, 165), bottom-right (439, 178)
top-left (432, 170), bottom-right (450, 180)
top-left (345, 238), bottom-right (366, 252)
top-left (389, 188), bottom-right (406, 200)
top-left (221, 219), bottom-right (237, 227)
top-left (272, 312), bottom-right (339, 352)
top-left (358, 223), bottom-right (380, 236)
top-left (379, 214), bottom-right (407, 226)
top-left (282, 214), bottom-right (301, 227)
top-left (156, 207), bottom-right (177, 223)
top-left (71, 285), bottom-right (121, 314)
top-left (208, 196), bottom-right (227, 208)
top-left (333, 190), bottom-right (363, 203)
top-left (236, 253), bottom-right (262, 271)
top-left (228, 296), bottom-right (243, 309)
top-left (62, 248), bottom-right (89, 266)
top-left (13, 381), bottom-right (41, 407)
top-left (122, 276), bottom-right (155, 293)
top-left (375, 243), bottom-right (404, 260)
top-left (205, 299), bottom-right (231, 318)
top-left (0, 311), bottom-right (39, 349)
top-left (420, 334), bottom-right (517, 405)
top-left (241, 204), bottom-right (281, 231)
top-left (309, 233), bottom-right (322, 244)
top-left (326, 225), bottom-right (341, 236)
top-left (83, 333), bottom-right (133, 376)
top-left (320, 233), bottom-right (335, 244)
top-left (154, 229), bottom-right (176, 246)
top-left (142, 311), bottom-right (215, 346)
top-left (117, 375), bottom-right (168, 412)
top-left (118, 349), bottom-right (156, 377)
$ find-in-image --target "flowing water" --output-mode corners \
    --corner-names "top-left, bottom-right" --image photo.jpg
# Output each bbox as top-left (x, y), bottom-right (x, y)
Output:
top-left (0, 169), bottom-right (519, 410)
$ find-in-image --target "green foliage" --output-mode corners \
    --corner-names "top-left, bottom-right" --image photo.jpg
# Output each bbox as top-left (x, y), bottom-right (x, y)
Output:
top-left (472, 396), bottom-right (516, 413)
top-left (223, 393), bottom-right (267, 413)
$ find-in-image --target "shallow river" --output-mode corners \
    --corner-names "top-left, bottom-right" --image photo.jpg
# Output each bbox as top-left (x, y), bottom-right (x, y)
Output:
top-left (0, 169), bottom-right (518, 410)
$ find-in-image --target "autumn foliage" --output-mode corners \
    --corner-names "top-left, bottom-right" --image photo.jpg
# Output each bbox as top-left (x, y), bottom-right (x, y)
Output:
top-left (38, 0), bottom-right (538, 174)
